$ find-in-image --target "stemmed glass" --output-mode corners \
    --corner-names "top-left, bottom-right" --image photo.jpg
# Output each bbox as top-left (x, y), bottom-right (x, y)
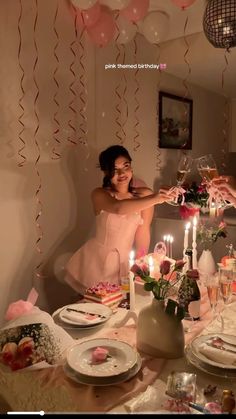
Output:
top-left (196, 154), bottom-right (233, 210)
top-left (205, 273), bottom-right (223, 332)
top-left (168, 154), bottom-right (193, 206)
top-left (219, 267), bottom-right (233, 305)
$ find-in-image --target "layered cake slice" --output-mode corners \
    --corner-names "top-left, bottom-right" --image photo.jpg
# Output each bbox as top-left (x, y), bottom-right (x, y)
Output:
top-left (84, 282), bottom-right (123, 308)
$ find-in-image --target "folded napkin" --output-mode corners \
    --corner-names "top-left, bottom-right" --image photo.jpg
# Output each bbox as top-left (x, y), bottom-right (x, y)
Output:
top-left (124, 380), bottom-right (167, 413)
top-left (60, 311), bottom-right (100, 325)
top-left (199, 343), bottom-right (236, 366)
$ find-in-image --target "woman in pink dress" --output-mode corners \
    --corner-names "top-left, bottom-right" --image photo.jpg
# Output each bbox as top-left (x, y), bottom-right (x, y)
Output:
top-left (65, 145), bottom-right (177, 294)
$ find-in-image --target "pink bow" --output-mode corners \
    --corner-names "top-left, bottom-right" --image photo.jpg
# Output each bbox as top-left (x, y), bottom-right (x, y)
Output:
top-left (5, 288), bottom-right (39, 321)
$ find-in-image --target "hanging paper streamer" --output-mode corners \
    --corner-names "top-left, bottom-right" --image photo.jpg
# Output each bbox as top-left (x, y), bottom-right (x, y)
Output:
top-left (114, 12), bottom-right (124, 144)
top-left (78, 26), bottom-right (90, 169)
top-left (51, 1), bottom-right (61, 160)
top-left (67, 6), bottom-right (79, 147)
top-left (121, 70), bottom-right (128, 145)
top-left (133, 36), bottom-right (141, 152)
top-left (155, 43), bottom-right (162, 172)
top-left (181, 14), bottom-right (192, 149)
top-left (221, 49), bottom-right (230, 173)
top-left (33, 0), bottom-right (44, 281)
top-left (17, 0), bottom-right (26, 168)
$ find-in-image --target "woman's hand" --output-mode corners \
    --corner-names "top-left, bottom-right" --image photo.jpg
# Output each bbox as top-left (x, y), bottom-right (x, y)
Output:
top-left (156, 186), bottom-right (180, 204)
top-left (210, 176), bottom-right (236, 198)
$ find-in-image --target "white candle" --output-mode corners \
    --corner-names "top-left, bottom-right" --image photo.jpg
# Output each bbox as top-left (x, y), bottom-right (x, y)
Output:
top-left (209, 203), bottom-right (216, 218)
top-left (148, 255), bottom-right (154, 277)
top-left (192, 216), bottom-right (198, 269)
top-left (166, 234), bottom-right (171, 258)
top-left (163, 235), bottom-right (167, 253)
top-left (129, 250), bottom-right (135, 311)
top-left (183, 222), bottom-right (191, 258)
top-left (169, 235), bottom-right (174, 259)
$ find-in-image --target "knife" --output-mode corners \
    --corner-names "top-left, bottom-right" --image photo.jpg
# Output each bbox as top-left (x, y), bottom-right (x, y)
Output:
top-left (206, 342), bottom-right (236, 355)
top-left (66, 308), bottom-right (106, 319)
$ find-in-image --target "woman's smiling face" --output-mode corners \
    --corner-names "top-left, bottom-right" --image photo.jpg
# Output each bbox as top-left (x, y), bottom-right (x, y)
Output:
top-left (110, 155), bottom-right (133, 188)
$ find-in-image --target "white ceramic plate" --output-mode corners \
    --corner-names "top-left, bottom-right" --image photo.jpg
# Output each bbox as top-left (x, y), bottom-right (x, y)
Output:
top-left (58, 303), bottom-right (112, 327)
top-left (190, 333), bottom-right (236, 370)
top-left (63, 353), bottom-right (142, 386)
top-left (185, 344), bottom-right (236, 379)
top-left (66, 338), bottom-right (138, 378)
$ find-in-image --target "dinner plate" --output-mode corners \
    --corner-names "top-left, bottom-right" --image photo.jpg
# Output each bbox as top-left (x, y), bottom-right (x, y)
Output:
top-left (185, 344), bottom-right (236, 379)
top-left (190, 333), bottom-right (236, 370)
top-left (66, 338), bottom-right (138, 378)
top-left (58, 303), bottom-right (112, 327)
top-left (63, 353), bottom-right (142, 386)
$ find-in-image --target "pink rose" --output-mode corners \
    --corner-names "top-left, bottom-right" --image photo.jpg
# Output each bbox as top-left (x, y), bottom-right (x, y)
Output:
top-left (91, 347), bottom-right (109, 363)
top-left (219, 221), bottom-right (226, 229)
top-left (140, 263), bottom-right (150, 276)
top-left (160, 260), bottom-right (171, 276)
top-left (186, 269), bottom-right (199, 279)
top-left (5, 300), bottom-right (34, 321)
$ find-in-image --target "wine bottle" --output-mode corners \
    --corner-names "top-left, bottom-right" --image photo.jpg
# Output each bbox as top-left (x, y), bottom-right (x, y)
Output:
top-left (183, 248), bottom-right (201, 321)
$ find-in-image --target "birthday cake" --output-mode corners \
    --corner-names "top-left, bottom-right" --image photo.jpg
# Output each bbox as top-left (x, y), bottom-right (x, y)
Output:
top-left (84, 282), bottom-right (123, 308)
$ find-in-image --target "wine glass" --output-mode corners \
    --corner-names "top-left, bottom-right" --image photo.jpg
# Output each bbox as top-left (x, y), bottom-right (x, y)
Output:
top-left (219, 267), bottom-right (233, 305)
top-left (168, 154), bottom-right (193, 206)
top-left (205, 273), bottom-right (223, 332)
top-left (196, 154), bottom-right (233, 210)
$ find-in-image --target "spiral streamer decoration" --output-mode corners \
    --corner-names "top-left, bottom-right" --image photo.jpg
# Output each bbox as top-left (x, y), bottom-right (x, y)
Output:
top-left (78, 26), bottom-right (90, 169)
top-left (17, 0), bottom-right (26, 168)
top-left (221, 49), bottom-right (230, 173)
top-left (33, 0), bottom-right (44, 281)
top-left (67, 6), bottom-right (79, 147)
top-left (133, 37), bottom-right (141, 152)
top-left (155, 43), bottom-right (162, 172)
top-left (51, 1), bottom-right (61, 160)
top-left (114, 13), bottom-right (124, 145)
top-left (181, 14), bottom-right (192, 150)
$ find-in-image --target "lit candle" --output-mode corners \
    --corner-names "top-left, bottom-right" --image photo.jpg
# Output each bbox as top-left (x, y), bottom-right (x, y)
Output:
top-left (169, 235), bottom-right (174, 259)
top-left (183, 222), bottom-right (191, 259)
top-left (166, 235), bottom-right (171, 258)
top-left (148, 255), bottom-right (154, 277)
top-left (192, 216), bottom-right (198, 269)
top-left (129, 250), bottom-right (135, 311)
top-left (163, 235), bottom-right (167, 252)
top-left (209, 203), bottom-right (216, 218)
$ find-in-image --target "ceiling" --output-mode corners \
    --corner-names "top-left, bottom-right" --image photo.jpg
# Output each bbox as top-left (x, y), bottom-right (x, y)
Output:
top-left (141, 0), bottom-right (236, 98)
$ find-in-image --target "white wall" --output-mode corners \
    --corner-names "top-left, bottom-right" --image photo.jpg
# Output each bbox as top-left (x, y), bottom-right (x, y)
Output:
top-left (0, 0), bottom-right (231, 322)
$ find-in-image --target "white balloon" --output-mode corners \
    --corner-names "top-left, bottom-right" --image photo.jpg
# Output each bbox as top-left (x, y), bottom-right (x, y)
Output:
top-left (100, 0), bottom-right (130, 10)
top-left (71, 0), bottom-right (97, 10)
top-left (115, 14), bottom-right (137, 44)
top-left (142, 11), bottom-right (169, 44)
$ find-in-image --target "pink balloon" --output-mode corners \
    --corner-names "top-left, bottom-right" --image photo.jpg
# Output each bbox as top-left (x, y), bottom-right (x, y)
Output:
top-left (87, 8), bottom-right (116, 47)
top-left (171, 0), bottom-right (196, 10)
top-left (82, 2), bottom-right (101, 28)
top-left (120, 0), bottom-right (149, 23)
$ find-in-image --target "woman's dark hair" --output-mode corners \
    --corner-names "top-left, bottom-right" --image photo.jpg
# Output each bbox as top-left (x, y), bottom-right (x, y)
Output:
top-left (98, 145), bottom-right (133, 190)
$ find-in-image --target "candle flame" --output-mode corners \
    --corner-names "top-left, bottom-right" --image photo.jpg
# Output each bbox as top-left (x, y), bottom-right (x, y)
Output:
top-left (193, 216), bottom-right (197, 226)
top-left (170, 236), bottom-right (174, 243)
top-left (148, 255), bottom-right (154, 266)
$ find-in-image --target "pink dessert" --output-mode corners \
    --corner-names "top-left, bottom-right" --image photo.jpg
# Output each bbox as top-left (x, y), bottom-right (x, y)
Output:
top-left (91, 346), bottom-right (109, 364)
top-left (84, 282), bottom-right (123, 308)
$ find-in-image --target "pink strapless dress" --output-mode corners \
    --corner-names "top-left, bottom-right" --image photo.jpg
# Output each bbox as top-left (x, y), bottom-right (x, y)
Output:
top-left (65, 210), bottom-right (143, 293)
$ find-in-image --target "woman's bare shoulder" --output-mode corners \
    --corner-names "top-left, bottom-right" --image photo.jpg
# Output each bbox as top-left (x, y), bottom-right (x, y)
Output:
top-left (133, 187), bottom-right (153, 197)
top-left (91, 187), bottom-right (112, 198)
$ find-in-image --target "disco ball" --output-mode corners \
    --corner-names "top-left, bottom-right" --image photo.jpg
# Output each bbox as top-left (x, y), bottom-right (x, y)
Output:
top-left (203, 0), bottom-right (236, 48)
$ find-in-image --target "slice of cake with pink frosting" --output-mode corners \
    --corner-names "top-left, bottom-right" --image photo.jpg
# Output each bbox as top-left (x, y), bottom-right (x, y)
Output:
top-left (84, 282), bottom-right (123, 308)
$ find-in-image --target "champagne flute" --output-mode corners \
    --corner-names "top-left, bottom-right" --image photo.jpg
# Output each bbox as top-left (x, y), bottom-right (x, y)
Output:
top-left (205, 273), bottom-right (223, 332)
top-left (196, 154), bottom-right (233, 210)
top-left (219, 267), bottom-right (233, 305)
top-left (168, 154), bottom-right (193, 206)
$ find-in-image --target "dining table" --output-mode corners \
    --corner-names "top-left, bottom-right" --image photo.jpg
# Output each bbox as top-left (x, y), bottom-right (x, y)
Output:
top-left (1, 283), bottom-right (236, 414)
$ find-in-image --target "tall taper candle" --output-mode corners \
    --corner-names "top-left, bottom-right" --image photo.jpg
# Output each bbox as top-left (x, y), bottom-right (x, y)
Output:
top-left (192, 216), bottom-right (198, 269)
top-left (129, 250), bottom-right (135, 311)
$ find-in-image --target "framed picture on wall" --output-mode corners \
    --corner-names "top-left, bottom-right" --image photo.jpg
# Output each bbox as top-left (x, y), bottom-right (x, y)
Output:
top-left (158, 91), bottom-right (193, 150)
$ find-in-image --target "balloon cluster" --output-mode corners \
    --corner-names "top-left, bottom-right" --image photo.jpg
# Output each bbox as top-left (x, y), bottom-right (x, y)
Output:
top-left (71, 0), bottom-right (197, 47)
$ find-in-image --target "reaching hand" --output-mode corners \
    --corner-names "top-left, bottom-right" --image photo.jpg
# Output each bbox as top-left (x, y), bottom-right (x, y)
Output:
top-left (156, 186), bottom-right (181, 204)
top-left (208, 176), bottom-right (236, 208)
